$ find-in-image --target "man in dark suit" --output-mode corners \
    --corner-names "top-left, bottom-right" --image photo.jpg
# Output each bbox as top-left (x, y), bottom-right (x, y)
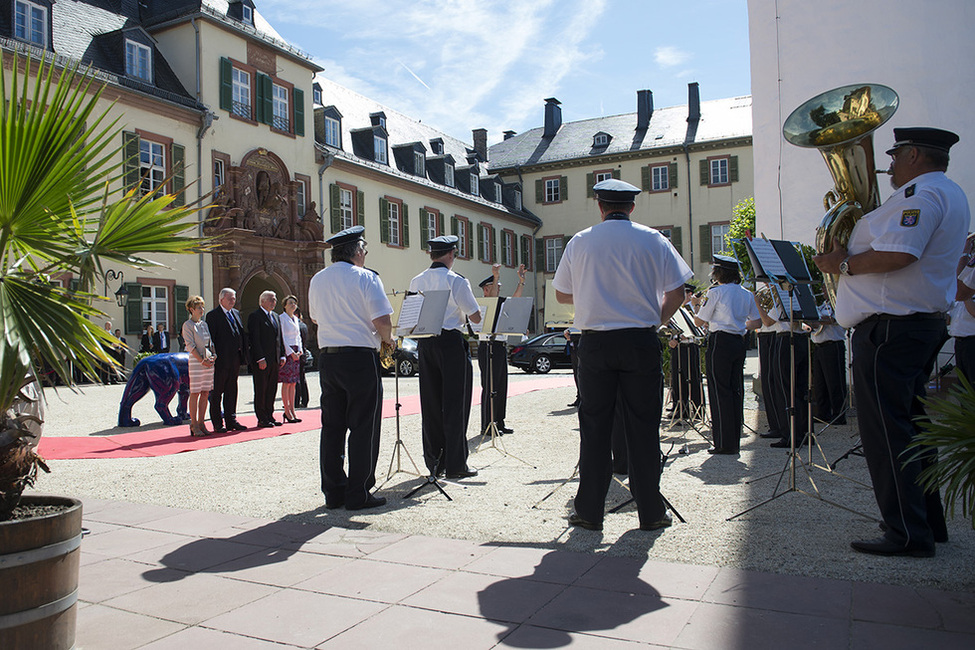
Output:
top-left (248, 290), bottom-right (286, 427)
top-left (206, 287), bottom-right (249, 432)
top-left (152, 324), bottom-right (171, 353)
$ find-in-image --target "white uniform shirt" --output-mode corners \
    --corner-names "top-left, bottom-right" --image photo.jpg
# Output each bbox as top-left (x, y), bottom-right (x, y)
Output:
top-left (835, 171), bottom-right (970, 328)
top-left (696, 283), bottom-right (760, 335)
top-left (552, 219), bottom-right (692, 330)
top-left (811, 303), bottom-right (847, 343)
top-left (307, 261), bottom-right (393, 349)
top-left (409, 265), bottom-right (480, 332)
top-left (959, 261), bottom-right (975, 291)
top-left (948, 300), bottom-right (975, 338)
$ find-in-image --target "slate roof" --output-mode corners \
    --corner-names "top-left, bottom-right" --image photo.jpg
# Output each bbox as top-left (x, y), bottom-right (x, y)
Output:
top-left (488, 95), bottom-right (752, 172)
top-left (314, 75), bottom-right (539, 225)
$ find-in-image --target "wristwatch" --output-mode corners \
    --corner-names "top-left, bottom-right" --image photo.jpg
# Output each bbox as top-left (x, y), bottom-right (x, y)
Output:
top-left (839, 257), bottom-right (853, 276)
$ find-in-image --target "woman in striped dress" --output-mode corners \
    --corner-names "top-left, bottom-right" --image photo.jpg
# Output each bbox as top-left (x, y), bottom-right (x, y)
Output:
top-left (182, 295), bottom-right (216, 437)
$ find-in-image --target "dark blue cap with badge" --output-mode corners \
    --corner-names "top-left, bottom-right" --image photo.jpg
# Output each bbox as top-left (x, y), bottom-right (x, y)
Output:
top-left (593, 178), bottom-right (641, 202)
top-left (886, 127), bottom-right (960, 155)
top-left (326, 225), bottom-right (365, 246)
top-left (478, 276), bottom-right (495, 288)
top-left (712, 254), bottom-right (738, 271)
top-left (428, 235), bottom-right (459, 253)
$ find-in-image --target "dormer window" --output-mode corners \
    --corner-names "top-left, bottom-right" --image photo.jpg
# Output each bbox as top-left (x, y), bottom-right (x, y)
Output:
top-left (370, 112), bottom-right (387, 129)
top-left (445, 163), bottom-right (454, 187)
top-left (593, 132), bottom-right (610, 147)
top-left (325, 116), bottom-right (340, 147)
top-left (14, 1), bottom-right (48, 48)
top-left (125, 40), bottom-right (153, 82)
top-left (374, 135), bottom-right (387, 164)
top-left (241, 5), bottom-right (253, 23)
top-left (414, 151), bottom-right (425, 176)
top-left (430, 139), bottom-right (444, 155)
top-left (494, 184), bottom-right (502, 203)
top-left (470, 174), bottom-right (479, 196)
top-left (514, 189), bottom-right (522, 211)
top-left (313, 84), bottom-right (322, 105)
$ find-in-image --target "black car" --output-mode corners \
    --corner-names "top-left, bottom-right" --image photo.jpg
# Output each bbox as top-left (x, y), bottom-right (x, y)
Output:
top-left (508, 332), bottom-right (572, 374)
top-left (382, 337), bottom-right (419, 377)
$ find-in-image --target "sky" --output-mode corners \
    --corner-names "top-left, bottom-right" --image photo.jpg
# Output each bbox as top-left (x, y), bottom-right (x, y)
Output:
top-left (258, 0), bottom-right (752, 145)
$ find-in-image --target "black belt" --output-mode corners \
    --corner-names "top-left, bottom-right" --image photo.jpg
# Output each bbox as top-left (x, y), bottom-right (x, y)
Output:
top-left (860, 311), bottom-right (945, 325)
top-left (775, 331), bottom-right (808, 337)
top-left (321, 346), bottom-right (374, 354)
top-left (580, 327), bottom-right (656, 335)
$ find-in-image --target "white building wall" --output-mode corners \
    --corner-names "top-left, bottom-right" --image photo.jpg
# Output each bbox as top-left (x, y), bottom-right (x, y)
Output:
top-left (748, 0), bottom-right (975, 245)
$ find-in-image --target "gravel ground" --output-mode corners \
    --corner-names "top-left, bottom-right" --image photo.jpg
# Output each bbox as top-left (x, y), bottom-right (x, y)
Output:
top-left (33, 353), bottom-right (975, 593)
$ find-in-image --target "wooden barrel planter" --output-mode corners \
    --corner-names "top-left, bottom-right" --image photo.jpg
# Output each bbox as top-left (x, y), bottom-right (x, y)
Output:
top-left (0, 495), bottom-right (82, 650)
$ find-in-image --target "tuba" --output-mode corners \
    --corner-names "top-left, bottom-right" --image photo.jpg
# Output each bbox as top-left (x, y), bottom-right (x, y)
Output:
top-left (783, 84), bottom-right (899, 307)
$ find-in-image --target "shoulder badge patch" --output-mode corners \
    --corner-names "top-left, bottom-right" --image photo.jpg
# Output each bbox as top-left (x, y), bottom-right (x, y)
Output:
top-left (900, 209), bottom-right (920, 227)
top-left (904, 184), bottom-right (916, 198)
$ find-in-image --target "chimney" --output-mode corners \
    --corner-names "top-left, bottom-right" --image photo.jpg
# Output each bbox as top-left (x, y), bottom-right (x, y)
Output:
top-left (472, 128), bottom-right (488, 162)
top-left (687, 82), bottom-right (701, 123)
top-left (636, 89), bottom-right (653, 130)
top-left (543, 97), bottom-right (562, 137)
top-left (503, 130), bottom-right (516, 140)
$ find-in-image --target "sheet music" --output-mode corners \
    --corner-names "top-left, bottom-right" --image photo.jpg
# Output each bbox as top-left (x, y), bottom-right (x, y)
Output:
top-left (493, 297), bottom-right (534, 336)
top-left (410, 290), bottom-right (450, 337)
top-left (747, 238), bottom-right (790, 280)
top-left (471, 303), bottom-right (489, 336)
top-left (394, 294), bottom-right (424, 334)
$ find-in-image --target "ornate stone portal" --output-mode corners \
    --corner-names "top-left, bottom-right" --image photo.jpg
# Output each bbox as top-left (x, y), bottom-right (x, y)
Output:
top-left (205, 148), bottom-right (327, 314)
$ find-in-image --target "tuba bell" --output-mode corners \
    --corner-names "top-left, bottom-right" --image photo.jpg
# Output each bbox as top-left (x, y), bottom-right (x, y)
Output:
top-left (783, 84), bottom-right (899, 307)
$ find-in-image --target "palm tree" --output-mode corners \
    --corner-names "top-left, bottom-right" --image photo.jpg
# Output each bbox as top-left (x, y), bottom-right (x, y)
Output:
top-left (0, 54), bottom-right (204, 519)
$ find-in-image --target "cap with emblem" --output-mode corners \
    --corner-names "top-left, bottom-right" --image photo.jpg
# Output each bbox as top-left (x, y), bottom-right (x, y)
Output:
top-left (428, 234), bottom-right (459, 253)
top-left (478, 276), bottom-right (495, 288)
top-left (593, 178), bottom-right (641, 203)
top-left (886, 127), bottom-right (960, 155)
top-left (712, 254), bottom-right (738, 271)
top-left (326, 225), bottom-right (365, 246)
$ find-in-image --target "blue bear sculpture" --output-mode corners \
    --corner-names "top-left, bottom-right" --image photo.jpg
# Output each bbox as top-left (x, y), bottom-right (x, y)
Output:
top-left (117, 353), bottom-right (190, 427)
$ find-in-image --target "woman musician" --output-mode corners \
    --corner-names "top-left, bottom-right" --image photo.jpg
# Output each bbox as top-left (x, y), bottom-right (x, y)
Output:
top-left (694, 255), bottom-right (762, 454)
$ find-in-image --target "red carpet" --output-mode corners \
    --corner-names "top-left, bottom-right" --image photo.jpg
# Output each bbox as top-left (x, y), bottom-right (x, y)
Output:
top-left (38, 375), bottom-right (575, 460)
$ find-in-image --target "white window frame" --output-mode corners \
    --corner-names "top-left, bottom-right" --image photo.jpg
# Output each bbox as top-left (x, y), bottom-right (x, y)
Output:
top-left (339, 188), bottom-right (354, 230)
top-left (388, 200), bottom-right (401, 246)
top-left (324, 116), bottom-right (340, 147)
top-left (545, 237), bottom-right (564, 272)
top-left (313, 87), bottom-right (323, 105)
top-left (14, 0), bottom-right (47, 47)
top-left (514, 189), bottom-right (522, 211)
top-left (657, 227), bottom-right (673, 241)
top-left (503, 231), bottom-right (514, 266)
top-left (213, 159), bottom-right (225, 192)
top-left (141, 285), bottom-right (168, 329)
top-left (494, 183), bottom-right (502, 203)
top-left (374, 135), bottom-right (387, 164)
top-left (711, 223), bottom-right (731, 255)
top-left (470, 174), bottom-right (479, 196)
top-left (445, 163), bottom-right (455, 187)
top-left (480, 224), bottom-right (493, 262)
top-left (425, 210), bottom-right (438, 243)
top-left (456, 218), bottom-right (468, 257)
top-left (272, 83), bottom-right (289, 131)
top-left (295, 179), bottom-right (306, 217)
top-left (414, 151), bottom-right (425, 176)
top-left (139, 139), bottom-right (166, 195)
top-left (544, 178), bottom-right (560, 203)
top-left (652, 165), bottom-right (669, 191)
top-left (594, 171), bottom-right (613, 184)
top-left (241, 5), bottom-right (253, 23)
top-left (231, 67), bottom-right (251, 119)
top-left (710, 158), bottom-right (729, 185)
top-left (125, 40), bottom-right (152, 82)
top-left (594, 133), bottom-right (608, 147)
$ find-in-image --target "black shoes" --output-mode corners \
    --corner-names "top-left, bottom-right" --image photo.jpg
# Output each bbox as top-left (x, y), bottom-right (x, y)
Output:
top-left (445, 468), bottom-right (478, 479)
top-left (324, 497), bottom-right (344, 510)
top-left (270, 419), bottom-right (283, 427)
top-left (227, 421), bottom-right (247, 431)
top-left (346, 494), bottom-right (387, 511)
top-left (851, 536), bottom-right (934, 558)
top-left (284, 415), bottom-right (302, 423)
top-left (567, 399), bottom-right (580, 407)
top-left (759, 431), bottom-right (781, 439)
top-left (770, 436), bottom-right (808, 448)
top-left (567, 512), bottom-right (602, 531)
top-left (498, 424), bottom-right (514, 434)
top-left (640, 512), bottom-right (673, 531)
top-left (707, 448), bottom-right (738, 455)
top-left (212, 426), bottom-right (228, 434)
top-left (258, 421), bottom-right (275, 429)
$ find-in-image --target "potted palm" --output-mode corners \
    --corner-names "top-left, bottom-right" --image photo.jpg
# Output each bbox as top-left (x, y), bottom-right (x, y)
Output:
top-left (0, 54), bottom-right (203, 649)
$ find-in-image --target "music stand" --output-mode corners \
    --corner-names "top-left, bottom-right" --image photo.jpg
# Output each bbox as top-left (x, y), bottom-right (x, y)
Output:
top-left (663, 306), bottom-right (710, 451)
top-left (472, 296), bottom-right (535, 468)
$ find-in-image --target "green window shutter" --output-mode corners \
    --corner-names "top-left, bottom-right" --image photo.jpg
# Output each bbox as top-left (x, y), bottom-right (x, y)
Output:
top-left (124, 283), bottom-right (143, 334)
top-left (466, 221), bottom-right (473, 258)
top-left (329, 183), bottom-right (341, 233)
top-left (560, 176), bottom-right (568, 201)
top-left (641, 166), bottom-right (650, 191)
top-left (521, 235), bottom-right (531, 268)
top-left (535, 179), bottom-right (543, 203)
top-left (612, 169), bottom-right (621, 180)
top-left (293, 88), bottom-right (305, 136)
top-left (729, 155), bottom-right (739, 182)
top-left (256, 73), bottom-right (273, 125)
top-left (671, 226), bottom-right (683, 256)
top-left (477, 224), bottom-right (485, 261)
top-left (123, 131), bottom-right (140, 191)
top-left (451, 216), bottom-right (458, 236)
top-left (219, 57), bottom-right (233, 112)
top-left (174, 285), bottom-right (189, 317)
top-left (699, 224), bottom-right (712, 263)
top-left (437, 213), bottom-right (444, 236)
top-left (700, 159), bottom-right (709, 185)
top-left (379, 197), bottom-right (389, 244)
top-left (356, 190), bottom-right (365, 226)
top-left (669, 162), bottom-right (679, 189)
top-left (171, 143), bottom-right (185, 206)
top-left (402, 203), bottom-right (410, 247)
top-left (535, 237), bottom-right (544, 271)
top-left (586, 172), bottom-right (594, 198)
top-left (491, 226), bottom-right (497, 263)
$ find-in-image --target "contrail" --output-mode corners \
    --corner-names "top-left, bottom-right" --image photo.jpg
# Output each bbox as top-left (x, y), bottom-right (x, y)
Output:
top-left (399, 61), bottom-right (431, 90)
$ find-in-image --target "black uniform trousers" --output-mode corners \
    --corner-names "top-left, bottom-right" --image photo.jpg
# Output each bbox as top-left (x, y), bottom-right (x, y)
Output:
top-left (758, 332), bottom-right (785, 436)
top-left (477, 340), bottom-right (508, 432)
top-left (705, 331), bottom-right (747, 452)
top-left (574, 328), bottom-right (665, 527)
top-left (811, 339), bottom-right (847, 423)
top-left (669, 341), bottom-right (703, 418)
top-left (852, 316), bottom-right (947, 550)
top-left (319, 348), bottom-right (382, 508)
top-left (955, 335), bottom-right (975, 384)
top-left (417, 329), bottom-right (472, 474)
top-left (774, 331), bottom-right (809, 441)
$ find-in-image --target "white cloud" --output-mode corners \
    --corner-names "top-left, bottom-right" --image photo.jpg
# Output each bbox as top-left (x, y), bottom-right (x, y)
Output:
top-left (654, 46), bottom-right (691, 68)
